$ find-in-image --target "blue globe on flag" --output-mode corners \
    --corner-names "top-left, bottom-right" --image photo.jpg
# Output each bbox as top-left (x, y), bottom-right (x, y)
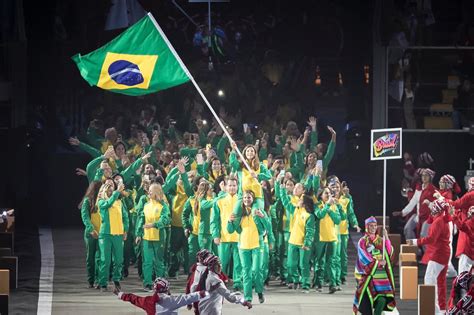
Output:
top-left (108, 60), bottom-right (144, 86)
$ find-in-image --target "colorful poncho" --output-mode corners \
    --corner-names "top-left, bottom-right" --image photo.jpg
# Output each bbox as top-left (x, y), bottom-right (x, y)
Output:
top-left (353, 234), bottom-right (396, 314)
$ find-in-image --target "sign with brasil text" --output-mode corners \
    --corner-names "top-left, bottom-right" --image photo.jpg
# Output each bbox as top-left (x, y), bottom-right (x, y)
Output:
top-left (370, 128), bottom-right (402, 160)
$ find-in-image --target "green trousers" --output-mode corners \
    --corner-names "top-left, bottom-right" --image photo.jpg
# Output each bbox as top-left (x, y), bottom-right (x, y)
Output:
top-left (98, 234), bottom-right (124, 287)
top-left (277, 231), bottom-right (289, 281)
top-left (331, 233), bottom-right (342, 286)
top-left (269, 238), bottom-right (278, 279)
top-left (218, 242), bottom-right (242, 289)
top-left (169, 226), bottom-right (188, 276)
top-left (287, 243), bottom-right (311, 289)
top-left (325, 233), bottom-right (341, 285)
top-left (123, 212), bottom-right (137, 273)
top-left (163, 227), bottom-right (171, 277)
top-left (314, 241), bottom-right (337, 287)
top-left (188, 234), bottom-right (199, 265)
top-left (188, 234), bottom-right (212, 267)
top-left (142, 238), bottom-right (165, 286)
top-left (337, 234), bottom-right (349, 282)
top-left (198, 233), bottom-right (212, 250)
top-left (84, 233), bottom-right (100, 285)
top-left (262, 242), bottom-right (270, 283)
top-left (135, 241), bottom-right (143, 278)
top-left (239, 244), bottom-right (264, 301)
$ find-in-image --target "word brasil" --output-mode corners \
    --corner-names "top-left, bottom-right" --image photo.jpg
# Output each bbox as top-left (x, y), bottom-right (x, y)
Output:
top-left (373, 133), bottom-right (399, 157)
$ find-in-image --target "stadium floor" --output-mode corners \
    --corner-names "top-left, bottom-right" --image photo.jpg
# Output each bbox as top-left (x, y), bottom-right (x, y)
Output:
top-left (10, 227), bottom-right (434, 314)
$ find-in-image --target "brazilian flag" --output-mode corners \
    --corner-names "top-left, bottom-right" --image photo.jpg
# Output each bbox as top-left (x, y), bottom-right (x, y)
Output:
top-left (72, 14), bottom-right (189, 96)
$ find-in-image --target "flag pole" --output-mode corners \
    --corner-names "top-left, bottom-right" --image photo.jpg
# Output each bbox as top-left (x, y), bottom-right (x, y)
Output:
top-left (147, 12), bottom-right (253, 172)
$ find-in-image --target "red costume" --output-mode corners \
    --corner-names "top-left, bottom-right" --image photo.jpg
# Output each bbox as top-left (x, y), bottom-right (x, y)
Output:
top-left (119, 292), bottom-right (159, 315)
top-left (447, 287), bottom-right (474, 314)
top-left (452, 211), bottom-right (474, 260)
top-left (446, 191), bottom-right (474, 260)
top-left (415, 201), bottom-right (451, 311)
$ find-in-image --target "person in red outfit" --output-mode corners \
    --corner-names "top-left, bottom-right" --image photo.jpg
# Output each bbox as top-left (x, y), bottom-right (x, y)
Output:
top-left (438, 177), bottom-right (474, 273)
top-left (447, 267), bottom-right (474, 315)
top-left (437, 174), bottom-right (462, 278)
top-left (114, 277), bottom-right (209, 315)
top-left (408, 199), bottom-right (451, 314)
top-left (394, 168), bottom-right (437, 241)
top-left (451, 206), bottom-right (474, 274)
top-left (439, 175), bottom-right (462, 200)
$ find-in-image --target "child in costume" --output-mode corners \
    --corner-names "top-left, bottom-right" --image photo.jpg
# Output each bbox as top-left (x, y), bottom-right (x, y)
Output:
top-left (447, 267), bottom-right (474, 314)
top-left (115, 277), bottom-right (209, 315)
top-left (198, 255), bottom-right (252, 314)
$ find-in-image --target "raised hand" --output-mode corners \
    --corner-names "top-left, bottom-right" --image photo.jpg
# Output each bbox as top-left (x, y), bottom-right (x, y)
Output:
top-left (289, 137), bottom-right (298, 151)
top-left (181, 156), bottom-right (190, 166)
top-left (327, 126), bottom-right (336, 141)
top-left (75, 168), bottom-right (87, 176)
top-left (68, 137), bottom-right (80, 146)
top-left (196, 153), bottom-right (204, 165)
top-left (104, 146), bottom-right (115, 159)
top-left (177, 160), bottom-right (186, 174)
top-left (142, 151), bottom-right (152, 161)
top-left (117, 183), bottom-right (125, 192)
top-left (274, 135), bottom-right (281, 145)
top-left (307, 116), bottom-right (317, 130)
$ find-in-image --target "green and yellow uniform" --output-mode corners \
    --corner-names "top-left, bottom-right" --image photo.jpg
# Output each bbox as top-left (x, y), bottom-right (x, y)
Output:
top-left (280, 190), bottom-right (315, 289)
top-left (211, 192), bottom-right (242, 289)
top-left (313, 201), bottom-right (341, 288)
top-left (136, 199), bottom-right (170, 287)
top-left (98, 191), bottom-right (129, 287)
top-left (227, 201), bottom-right (274, 302)
top-left (336, 194), bottom-right (358, 283)
top-left (80, 197), bottom-right (102, 286)
top-left (229, 151), bottom-right (272, 211)
top-left (168, 172), bottom-right (193, 276)
top-left (182, 196), bottom-right (214, 263)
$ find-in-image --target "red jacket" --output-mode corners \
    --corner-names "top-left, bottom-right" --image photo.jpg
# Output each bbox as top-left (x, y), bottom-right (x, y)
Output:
top-left (119, 292), bottom-right (159, 315)
top-left (446, 191), bottom-right (474, 259)
top-left (417, 214), bottom-right (451, 265)
top-left (449, 190), bottom-right (474, 211)
top-left (452, 212), bottom-right (474, 259)
top-left (418, 183), bottom-right (438, 225)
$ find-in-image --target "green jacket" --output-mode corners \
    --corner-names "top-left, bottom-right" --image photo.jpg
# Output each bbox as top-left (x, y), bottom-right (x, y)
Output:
top-left (227, 201), bottom-right (275, 246)
top-left (98, 191), bottom-right (129, 235)
top-left (135, 200), bottom-right (171, 238)
top-left (80, 197), bottom-right (96, 235)
top-left (182, 196), bottom-right (214, 235)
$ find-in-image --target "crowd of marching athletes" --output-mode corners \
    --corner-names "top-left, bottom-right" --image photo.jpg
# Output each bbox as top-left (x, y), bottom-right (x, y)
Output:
top-left (71, 112), bottom-right (367, 305)
top-left (71, 108), bottom-right (474, 314)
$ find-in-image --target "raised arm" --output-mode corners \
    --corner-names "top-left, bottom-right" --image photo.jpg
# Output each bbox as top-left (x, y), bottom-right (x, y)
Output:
top-left (98, 191), bottom-right (120, 211)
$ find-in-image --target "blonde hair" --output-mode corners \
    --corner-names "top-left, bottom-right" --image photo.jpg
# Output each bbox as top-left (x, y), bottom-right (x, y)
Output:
top-left (148, 183), bottom-right (164, 202)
